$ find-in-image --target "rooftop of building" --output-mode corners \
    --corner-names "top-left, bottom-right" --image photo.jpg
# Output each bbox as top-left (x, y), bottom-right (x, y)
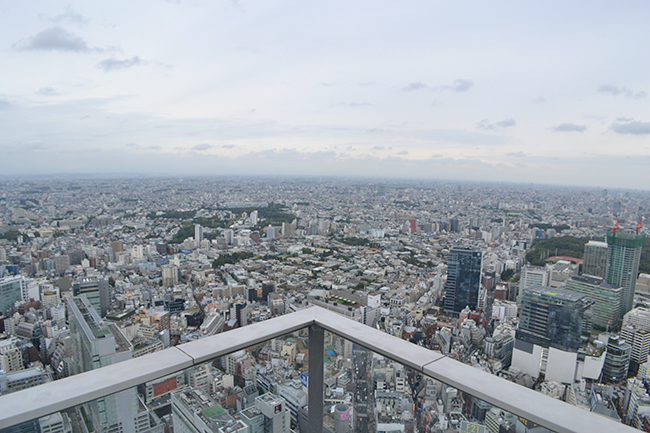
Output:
top-left (570, 274), bottom-right (619, 289)
top-left (71, 297), bottom-right (109, 339)
top-left (258, 392), bottom-right (282, 404)
top-left (524, 284), bottom-right (586, 302)
top-left (585, 240), bottom-right (608, 247)
top-left (106, 323), bottom-right (132, 353)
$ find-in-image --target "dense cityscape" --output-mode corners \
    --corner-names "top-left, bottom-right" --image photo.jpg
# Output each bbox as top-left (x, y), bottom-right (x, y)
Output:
top-left (1, 176), bottom-right (650, 433)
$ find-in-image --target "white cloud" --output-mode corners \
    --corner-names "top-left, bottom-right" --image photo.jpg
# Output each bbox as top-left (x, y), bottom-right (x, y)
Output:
top-left (13, 27), bottom-right (92, 52)
top-left (97, 56), bottom-right (144, 71)
top-left (553, 123), bottom-right (587, 132)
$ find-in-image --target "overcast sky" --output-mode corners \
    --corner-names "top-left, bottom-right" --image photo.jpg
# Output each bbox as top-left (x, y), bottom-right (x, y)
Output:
top-left (1, 1), bottom-right (649, 188)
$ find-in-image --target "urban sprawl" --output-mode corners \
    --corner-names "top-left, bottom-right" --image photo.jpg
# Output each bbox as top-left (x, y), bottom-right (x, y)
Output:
top-left (1, 176), bottom-right (650, 433)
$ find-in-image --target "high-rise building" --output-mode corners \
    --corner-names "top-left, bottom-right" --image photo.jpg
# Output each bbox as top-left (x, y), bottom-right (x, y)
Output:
top-left (583, 240), bottom-right (608, 278)
top-left (53, 255), bottom-right (70, 274)
top-left (261, 281), bottom-right (275, 305)
top-left (162, 266), bottom-right (179, 287)
top-left (72, 278), bottom-right (109, 318)
top-left (156, 242), bottom-right (168, 255)
top-left (621, 308), bottom-right (650, 365)
top-left (483, 332), bottom-right (514, 371)
top-left (512, 285), bottom-right (595, 382)
top-left (516, 285), bottom-right (593, 353)
top-left (67, 295), bottom-right (143, 433)
top-left (0, 276), bottom-right (27, 316)
top-left (194, 224), bottom-right (203, 245)
top-left (0, 338), bottom-right (24, 373)
top-left (224, 229), bottom-right (234, 245)
top-left (444, 247), bottom-right (482, 315)
top-left (255, 392), bottom-right (290, 433)
top-left (281, 222), bottom-right (294, 237)
top-left (606, 229), bottom-right (645, 316)
top-left (602, 335), bottom-right (632, 382)
top-left (518, 265), bottom-right (551, 302)
top-left (566, 275), bottom-right (623, 330)
top-left (333, 403), bottom-right (351, 433)
top-left (109, 241), bottom-right (124, 254)
top-left (233, 300), bottom-right (249, 328)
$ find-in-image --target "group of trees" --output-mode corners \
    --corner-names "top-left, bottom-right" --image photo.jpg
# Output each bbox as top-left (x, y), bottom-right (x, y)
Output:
top-left (0, 229), bottom-right (23, 241)
top-left (525, 236), bottom-right (593, 266)
top-left (171, 223), bottom-right (195, 244)
top-left (531, 223), bottom-right (571, 232)
top-left (212, 252), bottom-right (255, 268)
top-left (193, 216), bottom-right (232, 229)
top-left (336, 236), bottom-right (380, 249)
top-left (224, 202), bottom-right (295, 227)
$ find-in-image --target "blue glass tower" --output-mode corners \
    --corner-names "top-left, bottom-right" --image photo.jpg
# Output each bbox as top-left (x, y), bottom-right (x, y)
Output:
top-left (444, 246), bottom-right (483, 315)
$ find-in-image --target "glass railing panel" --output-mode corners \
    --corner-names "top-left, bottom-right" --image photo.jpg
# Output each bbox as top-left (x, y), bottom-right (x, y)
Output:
top-left (324, 332), bottom-right (563, 433)
top-left (0, 325), bottom-right (312, 433)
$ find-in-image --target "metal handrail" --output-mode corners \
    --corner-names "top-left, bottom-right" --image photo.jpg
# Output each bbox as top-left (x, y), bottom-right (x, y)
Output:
top-left (0, 306), bottom-right (633, 432)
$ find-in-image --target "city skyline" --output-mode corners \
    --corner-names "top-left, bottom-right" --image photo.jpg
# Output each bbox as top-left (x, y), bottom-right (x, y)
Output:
top-left (2, 2), bottom-right (650, 188)
top-left (1, 175), bottom-right (650, 430)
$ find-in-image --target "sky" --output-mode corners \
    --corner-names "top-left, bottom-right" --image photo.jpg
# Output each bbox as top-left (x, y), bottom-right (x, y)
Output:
top-left (1, 1), bottom-right (650, 189)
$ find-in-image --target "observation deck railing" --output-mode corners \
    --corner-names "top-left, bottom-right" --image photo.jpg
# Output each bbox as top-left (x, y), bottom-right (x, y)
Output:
top-left (0, 306), bottom-right (632, 432)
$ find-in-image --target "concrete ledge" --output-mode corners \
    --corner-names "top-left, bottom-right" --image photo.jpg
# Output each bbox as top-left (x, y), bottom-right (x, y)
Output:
top-left (0, 306), bottom-right (635, 432)
top-left (177, 307), bottom-right (317, 364)
top-left (422, 357), bottom-right (631, 433)
top-left (0, 347), bottom-right (194, 429)
top-left (313, 307), bottom-right (443, 372)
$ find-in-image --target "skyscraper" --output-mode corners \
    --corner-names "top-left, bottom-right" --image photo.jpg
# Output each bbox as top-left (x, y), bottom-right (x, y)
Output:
top-left (67, 295), bottom-right (141, 433)
top-left (518, 265), bottom-right (552, 302)
top-left (606, 229), bottom-right (645, 316)
top-left (583, 240), bottom-right (608, 278)
top-left (194, 223), bottom-right (203, 245)
top-left (516, 285), bottom-right (593, 352)
top-left (565, 275), bottom-right (623, 331)
top-left (602, 336), bottom-right (631, 382)
top-left (444, 247), bottom-right (482, 315)
top-left (620, 307), bottom-right (650, 365)
top-left (0, 276), bottom-right (27, 316)
top-left (512, 285), bottom-right (594, 382)
top-left (72, 278), bottom-right (109, 318)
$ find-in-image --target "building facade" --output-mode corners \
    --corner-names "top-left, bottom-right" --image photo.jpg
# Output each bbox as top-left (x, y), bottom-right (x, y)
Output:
top-left (621, 308), bottom-right (650, 365)
top-left (602, 336), bottom-right (632, 382)
top-left (0, 276), bottom-right (27, 316)
top-left (444, 247), bottom-right (483, 315)
top-left (606, 230), bottom-right (645, 316)
top-left (583, 240), bottom-right (608, 278)
top-left (565, 275), bottom-right (622, 331)
top-left (72, 278), bottom-right (109, 318)
top-left (518, 265), bottom-right (551, 302)
top-left (67, 295), bottom-right (142, 433)
top-left (516, 285), bottom-right (593, 352)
